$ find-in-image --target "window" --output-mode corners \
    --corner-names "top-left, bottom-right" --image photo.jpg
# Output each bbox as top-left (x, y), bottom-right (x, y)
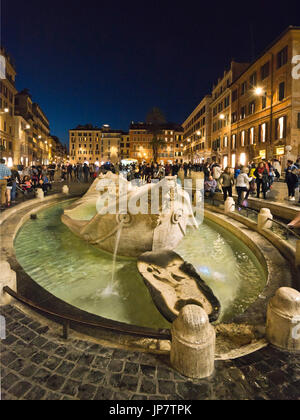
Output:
top-left (223, 136), bottom-right (228, 148)
top-left (231, 134), bottom-right (236, 149)
top-left (262, 95), bottom-right (267, 109)
top-left (279, 82), bottom-right (285, 101)
top-left (261, 62), bottom-right (270, 80)
top-left (241, 106), bottom-right (246, 120)
top-left (298, 113), bottom-right (300, 129)
top-left (259, 123), bottom-right (268, 143)
top-left (249, 101), bottom-right (255, 115)
top-left (249, 127), bottom-right (255, 145)
top-left (232, 90), bottom-right (238, 102)
top-left (224, 95), bottom-right (230, 108)
top-left (277, 46), bottom-right (288, 69)
top-left (249, 72), bottom-right (257, 87)
top-left (231, 112), bottom-right (237, 123)
top-left (275, 116), bottom-right (287, 139)
top-left (241, 82), bottom-right (247, 95)
top-left (241, 131), bottom-right (246, 147)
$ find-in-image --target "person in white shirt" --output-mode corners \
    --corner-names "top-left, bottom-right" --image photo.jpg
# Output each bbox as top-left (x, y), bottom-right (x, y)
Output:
top-left (236, 167), bottom-right (253, 207)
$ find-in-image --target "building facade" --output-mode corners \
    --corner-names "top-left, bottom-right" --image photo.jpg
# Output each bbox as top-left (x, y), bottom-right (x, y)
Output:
top-left (14, 89), bottom-right (51, 165)
top-left (0, 47), bottom-right (17, 166)
top-left (183, 26), bottom-right (300, 168)
top-left (69, 125), bottom-right (124, 165)
top-left (231, 26), bottom-right (300, 168)
top-left (210, 62), bottom-right (249, 168)
top-left (182, 95), bottom-right (212, 163)
top-left (129, 122), bottom-right (184, 164)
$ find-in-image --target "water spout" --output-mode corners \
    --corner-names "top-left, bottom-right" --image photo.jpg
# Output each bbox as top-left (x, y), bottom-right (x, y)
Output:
top-left (100, 222), bottom-right (123, 298)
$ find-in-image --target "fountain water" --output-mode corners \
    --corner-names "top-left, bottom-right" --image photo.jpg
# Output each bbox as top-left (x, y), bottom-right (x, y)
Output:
top-left (99, 222), bottom-right (123, 298)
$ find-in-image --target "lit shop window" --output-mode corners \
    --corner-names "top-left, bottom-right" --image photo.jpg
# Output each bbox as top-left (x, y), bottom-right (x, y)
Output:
top-left (261, 123), bottom-right (267, 143)
top-left (250, 127), bottom-right (255, 145)
top-left (232, 154), bottom-right (236, 168)
top-left (240, 153), bottom-right (246, 166)
top-left (241, 131), bottom-right (246, 147)
top-left (223, 156), bottom-right (228, 169)
top-left (278, 117), bottom-right (285, 139)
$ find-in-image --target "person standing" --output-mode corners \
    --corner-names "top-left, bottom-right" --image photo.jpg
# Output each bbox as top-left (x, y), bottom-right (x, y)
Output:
top-left (254, 162), bottom-right (269, 200)
top-left (220, 167), bottom-right (234, 202)
top-left (285, 160), bottom-right (298, 202)
top-left (0, 159), bottom-right (12, 208)
top-left (236, 167), bottom-right (252, 207)
top-left (212, 163), bottom-right (222, 192)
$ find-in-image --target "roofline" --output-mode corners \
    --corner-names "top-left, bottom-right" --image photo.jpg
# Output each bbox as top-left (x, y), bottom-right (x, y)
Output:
top-left (231, 25), bottom-right (300, 84)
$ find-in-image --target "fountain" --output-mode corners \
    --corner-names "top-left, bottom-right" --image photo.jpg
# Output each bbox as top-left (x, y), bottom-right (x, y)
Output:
top-left (61, 173), bottom-right (199, 257)
top-left (14, 172), bottom-right (268, 331)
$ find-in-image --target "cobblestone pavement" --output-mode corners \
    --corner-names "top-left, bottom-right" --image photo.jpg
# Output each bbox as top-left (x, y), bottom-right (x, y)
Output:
top-left (0, 305), bottom-right (299, 400)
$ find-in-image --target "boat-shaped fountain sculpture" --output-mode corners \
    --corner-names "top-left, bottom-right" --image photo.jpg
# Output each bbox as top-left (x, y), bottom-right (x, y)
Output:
top-left (62, 172), bottom-right (198, 257)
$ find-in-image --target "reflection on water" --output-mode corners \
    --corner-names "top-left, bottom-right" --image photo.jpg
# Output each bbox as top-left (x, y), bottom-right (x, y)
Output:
top-left (15, 201), bottom-right (266, 328)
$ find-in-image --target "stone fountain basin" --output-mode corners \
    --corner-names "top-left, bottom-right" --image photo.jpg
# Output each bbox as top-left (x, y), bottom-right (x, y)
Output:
top-left (138, 250), bottom-right (221, 323)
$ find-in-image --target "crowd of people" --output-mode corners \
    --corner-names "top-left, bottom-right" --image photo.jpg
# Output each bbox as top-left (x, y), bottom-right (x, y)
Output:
top-left (0, 157), bottom-right (300, 210)
top-left (203, 158), bottom-right (300, 209)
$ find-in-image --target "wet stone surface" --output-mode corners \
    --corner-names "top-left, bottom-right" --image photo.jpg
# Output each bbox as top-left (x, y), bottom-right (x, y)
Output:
top-left (0, 305), bottom-right (299, 400)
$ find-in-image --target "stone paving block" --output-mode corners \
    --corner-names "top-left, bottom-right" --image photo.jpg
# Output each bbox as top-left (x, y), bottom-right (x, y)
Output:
top-left (77, 384), bottom-right (97, 400)
top-left (1, 351), bottom-right (18, 366)
top-left (92, 355), bottom-right (111, 370)
top-left (61, 379), bottom-right (81, 397)
top-left (54, 346), bottom-right (68, 357)
top-left (119, 375), bottom-right (139, 392)
top-left (32, 368), bottom-right (52, 384)
top-left (31, 351), bottom-right (49, 365)
top-left (1, 373), bottom-right (19, 391)
top-left (108, 359), bottom-right (124, 373)
top-left (9, 381), bottom-right (32, 399)
top-left (70, 365), bottom-right (90, 381)
top-left (140, 378), bottom-right (157, 395)
top-left (24, 386), bottom-right (47, 400)
top-left (140, 364), bottom-right (156, 378)
top-left (46, 374), bottom-right (66, 392)
top-left (43, 356), bottom-right (62, 371)
top-left (56, 361), bottom-right (76, 376)
top-left (158, 380), bottom-right (177, 396)
top-left (94, 386), bottom-right (114, 400)
top-left (86, 369), bottom-right (105, 385)
top-left (123, 362), bottom-right (139, 376)
top-left (19, 365), bottom-right (39, 378)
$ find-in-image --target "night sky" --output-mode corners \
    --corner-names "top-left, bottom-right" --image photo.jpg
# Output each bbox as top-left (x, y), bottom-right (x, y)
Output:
top-left (2, 1), bottom-right (300, 145)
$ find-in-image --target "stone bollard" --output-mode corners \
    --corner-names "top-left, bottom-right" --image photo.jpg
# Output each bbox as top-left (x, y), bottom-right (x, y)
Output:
top-left (258, 208), bottom-right (273, 230)
top-left (62, 185), bottom-right (70, 195)
top-left (266, 288), bottom-right (300, 352)
top-left (170, 305), bottom-right (215, 379)
top-left (0, 260), bottom-right (17, 306)
top-left (225, 197), bottom-right (235, 213)
top-left (36, 189), bottom-right (44, 200)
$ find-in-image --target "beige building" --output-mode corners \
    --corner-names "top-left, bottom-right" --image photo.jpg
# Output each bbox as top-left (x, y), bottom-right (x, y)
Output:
top-left (0, 47), bottom-right (17, 166)
top-left (210, 62), bottom-right (249, 168)
top-left (129, 122), bottom-right (184, 164)
top-left (231, 26), bottom-right (300, 168)
top-left (182, 96), bottom-right (212, 163)
top-left (183, 26), bottom-right (300, 169)
top-left (15, 89), bottom-right (51, 165)
top-left (69, 125), bottom-right (124, 165)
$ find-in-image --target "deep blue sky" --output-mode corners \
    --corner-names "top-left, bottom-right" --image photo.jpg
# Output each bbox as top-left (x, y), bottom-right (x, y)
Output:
top-left (2, 0), bottom-right (300, 145)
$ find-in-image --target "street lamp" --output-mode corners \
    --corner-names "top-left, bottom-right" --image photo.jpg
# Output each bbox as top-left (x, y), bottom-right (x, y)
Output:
top-left (219, 114), bottom-right (225, 120)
